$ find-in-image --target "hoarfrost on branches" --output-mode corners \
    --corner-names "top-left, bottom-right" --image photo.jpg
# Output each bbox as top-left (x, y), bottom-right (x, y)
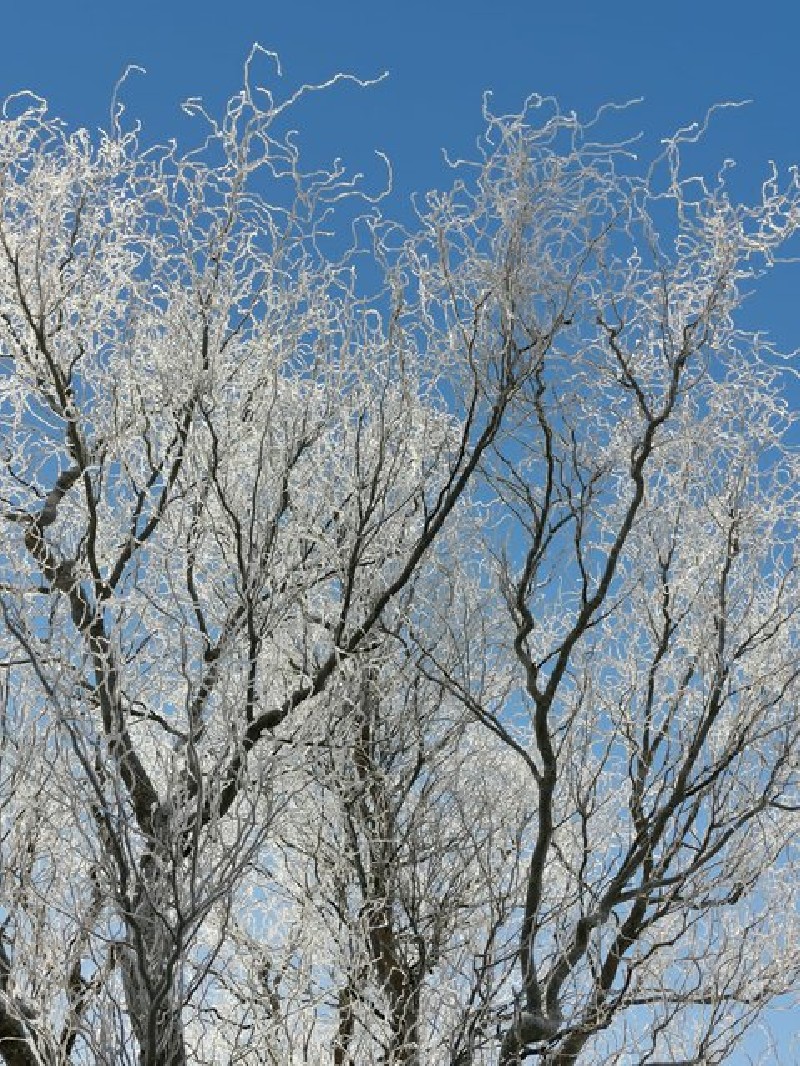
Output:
top-left (0, 52), bottom-right (798, 1065)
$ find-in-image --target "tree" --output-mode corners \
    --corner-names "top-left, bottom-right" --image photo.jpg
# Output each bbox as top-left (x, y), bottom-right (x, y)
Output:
top-left (0, 53), bottom-right (798, 1064)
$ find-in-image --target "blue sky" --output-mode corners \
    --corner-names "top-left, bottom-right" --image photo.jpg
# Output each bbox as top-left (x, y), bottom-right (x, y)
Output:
top-left (3, 0), bottom-right (798, 351)
top-left (1, 1), bottom-right (798, 1061)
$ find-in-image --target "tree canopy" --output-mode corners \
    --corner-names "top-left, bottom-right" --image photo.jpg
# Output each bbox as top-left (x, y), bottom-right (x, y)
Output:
top-left (0, 57), bottom-right (798, 1065)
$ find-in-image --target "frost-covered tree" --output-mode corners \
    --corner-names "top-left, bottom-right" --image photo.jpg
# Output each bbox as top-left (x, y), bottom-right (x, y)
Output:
top-left (0, 51), bottom-right (797, 1065)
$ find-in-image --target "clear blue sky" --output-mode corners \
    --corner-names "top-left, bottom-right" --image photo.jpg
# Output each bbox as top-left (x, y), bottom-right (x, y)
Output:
top-left (2, 0), bottom-right (797, 349)
top-left (1, 2), bottom-right (797, 1061)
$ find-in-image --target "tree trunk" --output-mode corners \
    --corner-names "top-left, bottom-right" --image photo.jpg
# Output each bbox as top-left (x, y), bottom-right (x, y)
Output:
top-left (0, 1001), bottom-right (54, 1066)
top-left (120, 872), bottom-right (187, 1066)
